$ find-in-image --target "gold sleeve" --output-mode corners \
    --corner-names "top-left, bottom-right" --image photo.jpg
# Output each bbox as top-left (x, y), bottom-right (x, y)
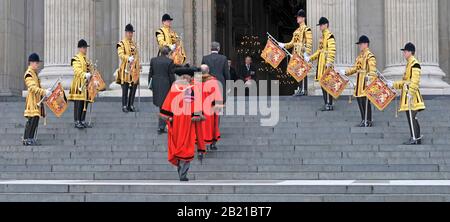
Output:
top-left (345, 61), bottom-right (359, 76)
top-left (310, 48), bottom-right (320, 62)
top-left (326, 35), bottom-right (336, 65)
top-left (156, 30), bottom-right (171, 48)
top-left (409, 64), bottom-right (421, 94)
top-left (304, 28), bottom-right (313, 55)
top-left (72, 58), bottom-right (86, 80)
top-left (25, 75), bottom-right (45, 96)
top-left (394, 80), bottom-right (406, 90)
top-left (117, 42), bottom-right (128, 61)
top-left (367, 55), bottom-right (377, 80)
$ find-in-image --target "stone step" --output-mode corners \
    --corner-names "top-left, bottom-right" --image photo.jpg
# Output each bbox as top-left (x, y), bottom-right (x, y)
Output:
top-left (0, 164), bottom-right (445, 173)
top-left (0, 180), bottom-right (449, 202)
top-left (0, 150), bottom-right (449, 159)
top-left (0, 171), bottom-right (450, 180)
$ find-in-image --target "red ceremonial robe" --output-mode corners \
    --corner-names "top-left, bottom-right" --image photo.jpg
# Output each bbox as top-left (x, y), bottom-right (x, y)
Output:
top-left (160, 82), bottom-right (206, 166)
top-left (199, 75), bottom-right (223, 145)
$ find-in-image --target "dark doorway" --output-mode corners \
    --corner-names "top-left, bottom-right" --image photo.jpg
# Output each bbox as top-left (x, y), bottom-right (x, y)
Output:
top-left (215, 0), bottom-right (307, 96)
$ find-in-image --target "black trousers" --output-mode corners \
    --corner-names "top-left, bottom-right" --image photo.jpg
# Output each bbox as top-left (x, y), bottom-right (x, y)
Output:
top-left (406, 110), bottom-right (421, 139)
top-left (122, 83), bottom-right (138, 107)
top-left (158, 114), bottom-right (166, 130)
top-left (298, 76), bottom-right (308, 94)
top-left (73, 100), bottom-right (89, 123)
top-left (24, 116), bottom-right (39, 140)
top-left (321, 88), bottom-right (333, 106)
top-left (356, 97), bottom-right (372, 122)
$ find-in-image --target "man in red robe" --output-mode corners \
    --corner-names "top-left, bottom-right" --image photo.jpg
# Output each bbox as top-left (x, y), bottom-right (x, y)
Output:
top-left (198, 64), bottom-right (223, 151)
top-left (160, 67), bottom-right (205, 181)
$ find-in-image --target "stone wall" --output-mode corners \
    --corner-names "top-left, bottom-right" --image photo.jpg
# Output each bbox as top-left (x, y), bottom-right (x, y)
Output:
top-left (0, 0), bottom-right (28, 96)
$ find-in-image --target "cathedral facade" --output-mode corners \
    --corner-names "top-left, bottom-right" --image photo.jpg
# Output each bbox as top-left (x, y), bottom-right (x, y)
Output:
top-left (1, 0), bottom-right (449, 96)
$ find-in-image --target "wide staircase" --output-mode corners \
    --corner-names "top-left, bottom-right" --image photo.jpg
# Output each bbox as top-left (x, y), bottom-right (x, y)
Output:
top-left (1, 96), bottom-right (450, 202)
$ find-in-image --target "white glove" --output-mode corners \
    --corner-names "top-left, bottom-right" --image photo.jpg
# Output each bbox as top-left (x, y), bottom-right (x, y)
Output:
top-left (128, 56), bottom-right (135, 63)
top-left (304, 55), bottom-right (310, 63)
top-left (386, 80), bottom-right (394, 88)
top-left (170, 44), bottom-right (176, 51)
top-left (278, 42), bottom-right (286, 48)
top-left (85, 72), bottom-right (92, 80)
top-left (339, 69), bottom-right (347, 76)
top-left (45, 89), bottom-right (52, 97)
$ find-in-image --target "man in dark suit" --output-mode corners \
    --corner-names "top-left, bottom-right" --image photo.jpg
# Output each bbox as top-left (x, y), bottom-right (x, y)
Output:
top-left (149, 46), bottom-right (176, 134)
top-left (239, 56), bottom-right (257, 82)
top-left (201, 41), bottom-right (230, 103)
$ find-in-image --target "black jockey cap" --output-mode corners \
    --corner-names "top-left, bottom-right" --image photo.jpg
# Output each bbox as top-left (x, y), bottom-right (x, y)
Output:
top-left (317, 17), bottom-right (329, 26)
top-left (125, 24), bottom-right (135, 32)
top-left (356, 35), bottom-right (370, 45)
top-left (77, 39), bottom-right (90, 48)
top-left (401, 42), bottom-right (416, 53)
top-left (296, 9), bottom-right (306, 18)
top-left (174, 67), bottom-right (198, 77)
top-left (28, 53), bottom-right (42, 62)
top-left (162, 14), bottom-right (174, 22)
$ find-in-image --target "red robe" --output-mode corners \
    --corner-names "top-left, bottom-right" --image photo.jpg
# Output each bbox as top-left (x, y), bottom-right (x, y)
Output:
top-left (160, 82), bottom-right (205, 166)
top-left (199, 75), bottom-right (223, 145)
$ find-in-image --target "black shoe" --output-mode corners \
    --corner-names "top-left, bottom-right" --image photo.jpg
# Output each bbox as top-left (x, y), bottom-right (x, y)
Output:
top-left (128, 105), bottom-right (136, 112)
top-left (157, 128), bottom-right (167, 135)
top-left (23, 139), bottom-right (32, 146)
top-left (180, 177), bottom-right (189, 182)
top-left (209, 144), bottom-right (218, 151)
top-left (403, 138), bottom-right (422, 145)
top-left (81, 122), bottom-right (92, 128)
top-left (122, 106), bottom-right (129, 113)
top-left (29, 139), bottom-right (40, 146)
top-left (356, 120), bottom-right (364, 127)
top-left (75, 121), bottom-right (84, 129)
top-left (321, 105), bottom-right (334, 112)
top-left (364, 121), bottom-right (373, 128)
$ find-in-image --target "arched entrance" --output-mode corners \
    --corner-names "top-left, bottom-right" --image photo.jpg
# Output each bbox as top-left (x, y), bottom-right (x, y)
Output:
top-left (215, 0), bottom-right (307, 96)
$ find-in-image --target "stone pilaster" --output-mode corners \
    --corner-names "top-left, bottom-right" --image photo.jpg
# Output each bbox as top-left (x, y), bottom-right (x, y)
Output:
top-left (40, 0), bottom-right (95, 89)
top-left (307, 0), bottom-right (358, 95)
top-left (0, 0), bottom-right (27, 96)
top-left (384, 0), bottom-right (450, 94)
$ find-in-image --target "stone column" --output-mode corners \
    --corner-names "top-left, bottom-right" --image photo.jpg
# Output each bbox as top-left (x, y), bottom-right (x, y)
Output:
top-left (40, 0), bottom-right (95, 89)
top-left (307, 0), bottom-right (358, 95)
top-left (107, 0), bottom-right (168, 95)
top-left (384, 0), bottom-right (450, 94)
top-left (192, 0), bottom-right (213, 66)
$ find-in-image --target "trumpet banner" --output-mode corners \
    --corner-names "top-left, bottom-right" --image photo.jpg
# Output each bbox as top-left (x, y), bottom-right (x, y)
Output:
top-left (287, 54), bottom-right (312, 82)
top-left (261, 39), bottom-right (286, 68)
top-left (45, 83), bottom-right (68, 118)
top-left (172, 45), bottom-right (186, 66)
top-left (88, 71), bottom-right (106, 102)
top-left (319, 69), bottom-right (349, 99)
top-left (365, 77), bottom-right (397, 111)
